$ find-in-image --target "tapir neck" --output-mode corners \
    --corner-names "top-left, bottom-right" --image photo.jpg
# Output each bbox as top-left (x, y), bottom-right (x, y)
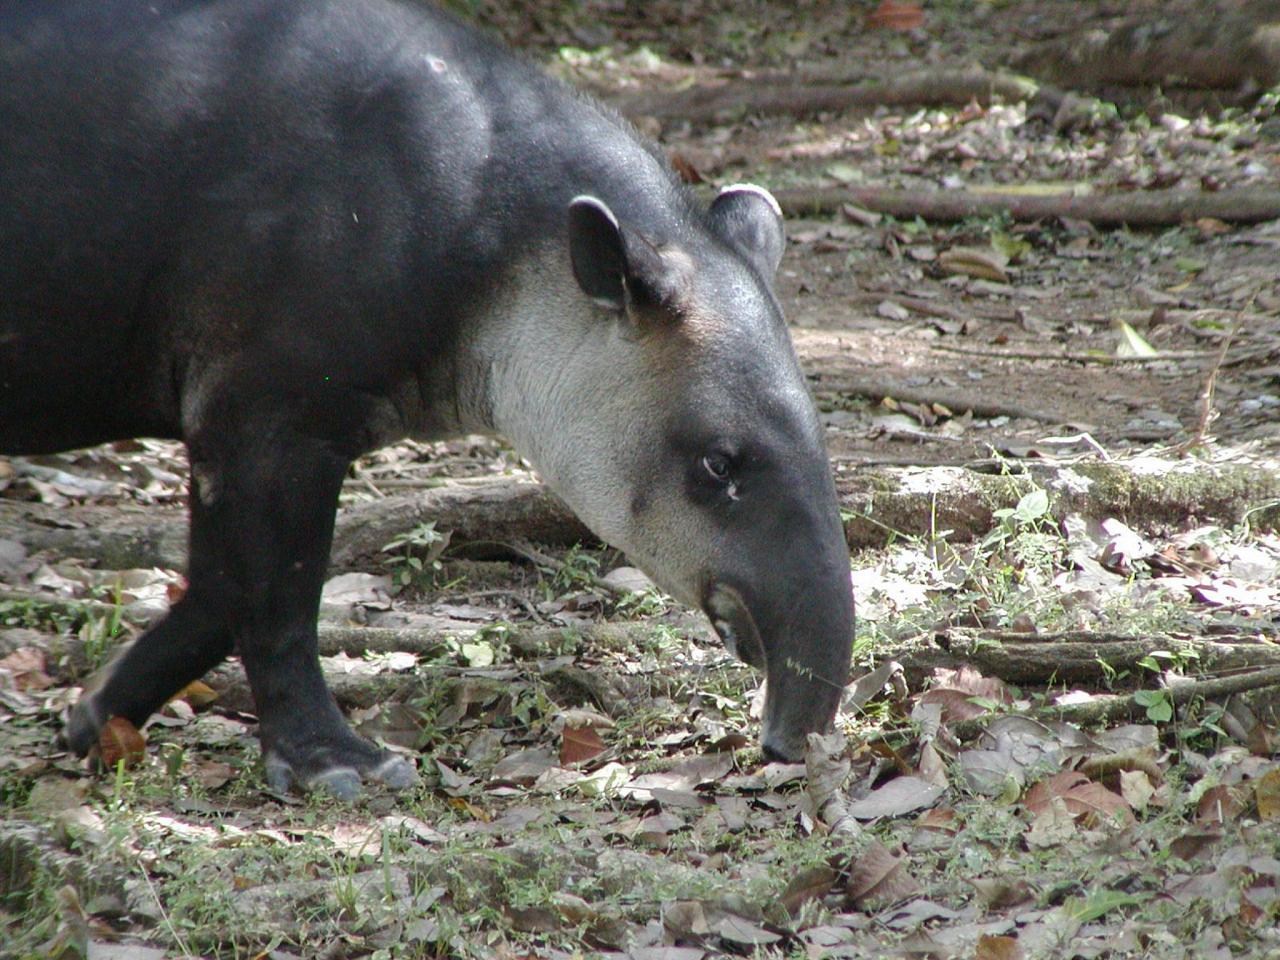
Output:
top-left (453, 253), bottom-right (645, 552)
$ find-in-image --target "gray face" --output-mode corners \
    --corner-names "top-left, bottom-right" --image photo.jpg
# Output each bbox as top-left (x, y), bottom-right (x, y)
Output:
top-left (621, 274), bottom-right (854, 761)
top-left (475, 185), bottom-right (854, 761)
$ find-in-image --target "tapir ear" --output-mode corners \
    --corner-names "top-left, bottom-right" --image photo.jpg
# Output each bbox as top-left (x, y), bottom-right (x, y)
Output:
top-left (569, 196), bottom-right (628, 309)
top-left (707, 183), bottom-right (785, 279)
top-left (568, 195), bottom-right (687, 319)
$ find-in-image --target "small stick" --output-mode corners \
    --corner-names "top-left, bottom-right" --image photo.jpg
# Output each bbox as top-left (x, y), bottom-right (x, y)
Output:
top-left (1172, 295), bottom-right (1252, 455)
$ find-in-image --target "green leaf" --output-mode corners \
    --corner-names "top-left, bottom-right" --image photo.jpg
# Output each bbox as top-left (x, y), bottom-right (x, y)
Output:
top-left (1012, 489), bottom-right (1050, 524)
top-left (460, 641), bottom-right (494, 668)
top-left (990, 231), bottom-right (1032, 263)
top-left (824, 162), bottom-right (862, 184)
top-left (1063, 890), bottom-right (1146, 923)
top-left (1135, 689), bottom-right (1173, 722)
top-left (1115, 321), bottom-right (1158, 358)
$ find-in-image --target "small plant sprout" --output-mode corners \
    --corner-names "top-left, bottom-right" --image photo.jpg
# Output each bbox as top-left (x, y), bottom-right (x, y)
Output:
top-left (382, 521), bottom-right (451, 592)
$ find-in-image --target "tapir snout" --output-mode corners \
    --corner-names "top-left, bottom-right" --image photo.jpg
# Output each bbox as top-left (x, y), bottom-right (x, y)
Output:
top-left (701, 463), bottom-right (854, 761)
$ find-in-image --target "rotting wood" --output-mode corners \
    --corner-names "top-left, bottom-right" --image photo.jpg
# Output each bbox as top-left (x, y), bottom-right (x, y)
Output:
top-left (331, 478), bottom-right (595, 568)
top-left (0, 477), bottom-right (593, 573)
top-left (613, 67), bottom-right (1037, 123)
top-left (774, 185), bottom-right (1280, 227)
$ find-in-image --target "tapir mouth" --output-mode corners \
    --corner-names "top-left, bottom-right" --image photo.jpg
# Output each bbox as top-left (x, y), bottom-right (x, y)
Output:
top-left (704, 583), bottom-right (765, 670)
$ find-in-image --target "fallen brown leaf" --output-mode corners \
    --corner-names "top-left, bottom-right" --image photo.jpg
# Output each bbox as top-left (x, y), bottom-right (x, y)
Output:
top-left (98, 716), bottom-right (146, 770)
top-left (845, 839), bottom-right (919, 909)
top-left (845, 776), bottom-right (946, 820)
top-left (938, 246), bottom-right (1010, 283)
top-left (976, 933), bottom-right (1026, 960)
top-left (560, 724), bottom-right (606, 765)
top-left (170, 679), bottom-right (219, 709)
top-left (780, 865), bottom-right (837, 916)
top-left (1196, 784), bottom-right (1247, 824)
top-left (969, 877), bottom-right (1034, 910)
top-left (867, 0), bottom-right (925, 31)
top-left (716, 914), bottom-right (781, 947)
top-left (1255, 766), bottom-right (1280, 821)
top-left (0, 646), bottom-right (53, 691)
top-left (1025, 771), bottom-right (1134, 826)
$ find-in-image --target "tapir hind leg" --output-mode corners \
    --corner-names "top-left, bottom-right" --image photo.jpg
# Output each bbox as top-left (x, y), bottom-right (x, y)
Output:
top-left (65, 401), bottom-right (417, 799)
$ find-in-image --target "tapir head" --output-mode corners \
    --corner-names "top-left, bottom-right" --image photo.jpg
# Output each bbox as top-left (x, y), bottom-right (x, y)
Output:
top-left (485, 184), bottom-right (853, 761)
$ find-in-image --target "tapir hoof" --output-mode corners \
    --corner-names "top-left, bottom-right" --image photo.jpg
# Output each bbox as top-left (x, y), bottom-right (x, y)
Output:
top-left (262, 743), bottom-right (419, 800)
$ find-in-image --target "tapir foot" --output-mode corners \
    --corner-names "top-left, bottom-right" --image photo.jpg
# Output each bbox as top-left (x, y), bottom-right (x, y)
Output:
top-left (64, 682), bottom-right (417, 800)
top-left (261, 725), bottom-right (418, 800)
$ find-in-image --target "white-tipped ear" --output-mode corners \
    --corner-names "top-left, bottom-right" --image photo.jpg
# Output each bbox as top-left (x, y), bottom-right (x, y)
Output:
top-left (717, 183), bottom-right (783, 218)
top-left (708, 183), bottom-right (785, 279)
top-left (570, 194), bottom-right (619, 229)
top-left (568, 195), bottom-right (626, 309)
top-left (568, 195), bottom-right (691, 320)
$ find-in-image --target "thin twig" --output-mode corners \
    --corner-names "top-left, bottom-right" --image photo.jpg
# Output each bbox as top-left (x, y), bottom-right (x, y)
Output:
top-left (1172, 295), bottom-right (1252, 455)
top-left (930, 343), bottom-right (1220, 364)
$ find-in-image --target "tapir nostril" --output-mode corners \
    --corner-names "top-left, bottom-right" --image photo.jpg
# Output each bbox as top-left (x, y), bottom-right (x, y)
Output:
top-left (704, 584), bottom-right (765, 669)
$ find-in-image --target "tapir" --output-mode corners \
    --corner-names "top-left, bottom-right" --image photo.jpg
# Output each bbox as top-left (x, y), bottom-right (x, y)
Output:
top-left (0, 0), bottom-right (855, 797)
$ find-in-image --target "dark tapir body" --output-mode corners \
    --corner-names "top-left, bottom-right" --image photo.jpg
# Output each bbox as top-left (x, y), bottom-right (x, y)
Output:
top-left (0, 0), bottom-right (854, 796)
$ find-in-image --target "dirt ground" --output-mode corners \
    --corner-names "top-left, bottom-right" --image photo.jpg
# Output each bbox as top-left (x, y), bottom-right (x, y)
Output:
top-left (3, 2), bottom-right (1280, 959)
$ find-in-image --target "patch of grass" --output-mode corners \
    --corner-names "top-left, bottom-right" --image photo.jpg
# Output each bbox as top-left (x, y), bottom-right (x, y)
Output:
top-left (0, 599), bottom-right (79, 635)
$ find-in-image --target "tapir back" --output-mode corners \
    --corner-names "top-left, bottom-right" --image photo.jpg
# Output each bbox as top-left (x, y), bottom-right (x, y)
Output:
top-left (0, 0), bottom-right (693, 451)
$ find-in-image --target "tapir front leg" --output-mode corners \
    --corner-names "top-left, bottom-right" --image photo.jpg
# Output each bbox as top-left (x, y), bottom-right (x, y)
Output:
top-left (67, 398), bottom-right (417, 798)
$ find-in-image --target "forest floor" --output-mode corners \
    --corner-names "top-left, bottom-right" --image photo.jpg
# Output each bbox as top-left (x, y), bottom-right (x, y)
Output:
top-left (2, 2), bottom-right (1279, 958)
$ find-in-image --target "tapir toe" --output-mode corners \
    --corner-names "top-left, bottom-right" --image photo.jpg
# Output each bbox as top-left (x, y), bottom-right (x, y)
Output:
top-left (263, 744), bottom-right (419, 800)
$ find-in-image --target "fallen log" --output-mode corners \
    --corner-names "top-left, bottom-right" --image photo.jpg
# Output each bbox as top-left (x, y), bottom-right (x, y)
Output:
top-left (614, 67), bottom-right (1036, 123)
top-left (4, 460), bottom-right (1278, 570)
top-left (1015, 0), bottom-right (1280, 93)
top-left (0, 476), bottom-right (593, 573)
top-left (817, 374), bottom-right (1060, 423)
top-left (329, 478), bottom-right (593, 569)
top-left (952, 665), bottom-right (1280, 740)
top-left (883, 629), bottom-right (1280, 687)
top-left (774, 185), bottom-right (1280, 227)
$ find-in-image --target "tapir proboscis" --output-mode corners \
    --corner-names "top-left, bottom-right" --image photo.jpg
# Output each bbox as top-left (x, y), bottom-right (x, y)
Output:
top-left (0, 0), bottom-right (855, 797)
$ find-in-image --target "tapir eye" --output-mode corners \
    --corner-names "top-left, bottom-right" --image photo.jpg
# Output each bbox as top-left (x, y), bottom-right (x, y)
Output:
top-left (702, 453), bottom-right (731, 482)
